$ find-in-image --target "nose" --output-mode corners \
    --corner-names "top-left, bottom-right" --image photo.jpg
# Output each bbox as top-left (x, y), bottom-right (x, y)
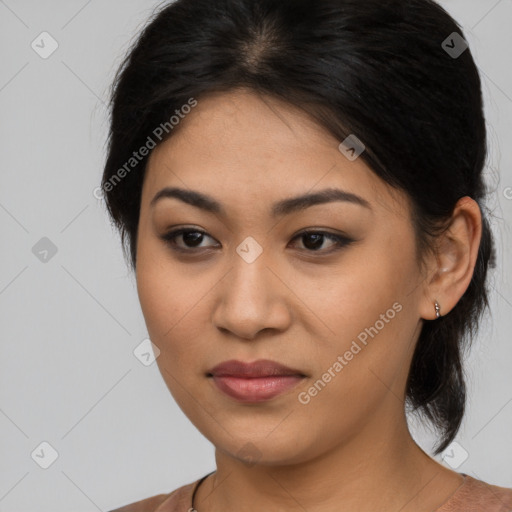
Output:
top-left (211, 248), bottom-right (292, 340)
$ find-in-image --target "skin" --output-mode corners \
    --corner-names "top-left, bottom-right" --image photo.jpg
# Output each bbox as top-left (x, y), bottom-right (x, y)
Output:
top-left (135, 88), bottom-right (482, 512)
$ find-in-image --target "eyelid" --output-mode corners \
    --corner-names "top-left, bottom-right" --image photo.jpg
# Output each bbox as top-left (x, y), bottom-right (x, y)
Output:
top-left (159, 227), bottom-right (218, 253)
top-left (291, 229), bottom-right (353, 254)
top-left (159, 226), bottom-right (354, 256)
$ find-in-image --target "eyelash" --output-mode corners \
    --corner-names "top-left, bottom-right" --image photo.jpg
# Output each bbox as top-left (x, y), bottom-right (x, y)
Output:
top-left (159, 228), bottom-right (354, 256)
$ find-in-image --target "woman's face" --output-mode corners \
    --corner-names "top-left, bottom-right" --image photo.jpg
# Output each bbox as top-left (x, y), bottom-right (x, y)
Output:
top-left (136, 88), bottom-right (431, 465)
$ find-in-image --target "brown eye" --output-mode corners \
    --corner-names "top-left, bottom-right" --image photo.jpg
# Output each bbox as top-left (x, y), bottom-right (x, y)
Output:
top-left (160, 228), bottom-right (218, 251)
top-left (160, 228), bottom-right (353, 256)
top-left (290, 230), bottom-right (354, 254)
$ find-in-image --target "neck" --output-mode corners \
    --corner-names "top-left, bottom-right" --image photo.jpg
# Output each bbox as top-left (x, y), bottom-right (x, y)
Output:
top-left (194, 411), bottom-right (463, 512)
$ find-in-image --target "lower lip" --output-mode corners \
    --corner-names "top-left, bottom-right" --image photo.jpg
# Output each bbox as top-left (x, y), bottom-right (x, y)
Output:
top-left (210, 375), bottom-right (304, 402)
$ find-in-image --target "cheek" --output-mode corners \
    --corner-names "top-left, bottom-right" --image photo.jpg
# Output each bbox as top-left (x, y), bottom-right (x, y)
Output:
top-left (136, 259), bottom-right (209, 414)
top-left (135, 243), bottom-right (201, 359)
top-left (313, 231), bottom-right (420, 385)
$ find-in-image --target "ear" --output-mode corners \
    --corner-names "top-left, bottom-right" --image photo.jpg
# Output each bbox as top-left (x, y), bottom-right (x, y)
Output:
top-left (419, 196), bottom-right (482, 320)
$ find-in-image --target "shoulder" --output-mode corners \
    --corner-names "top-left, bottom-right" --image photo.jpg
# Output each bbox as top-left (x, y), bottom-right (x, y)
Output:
top-left (437, 474), bottom-right (512, 511)
top-left (108, 479), bottom-right (198, 512)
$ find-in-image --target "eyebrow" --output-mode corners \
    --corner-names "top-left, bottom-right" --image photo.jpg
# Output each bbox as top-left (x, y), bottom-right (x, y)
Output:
top-left (150, 186), bottom-right (372, 217)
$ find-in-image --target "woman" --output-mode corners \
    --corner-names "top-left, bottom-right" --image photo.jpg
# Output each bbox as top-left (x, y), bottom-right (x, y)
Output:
top-left (102, 0), bottom-right (512, 510)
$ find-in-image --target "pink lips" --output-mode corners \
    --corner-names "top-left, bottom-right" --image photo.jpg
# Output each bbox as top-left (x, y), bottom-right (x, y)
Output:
top-left (207, 359), bottom-right (306, 403)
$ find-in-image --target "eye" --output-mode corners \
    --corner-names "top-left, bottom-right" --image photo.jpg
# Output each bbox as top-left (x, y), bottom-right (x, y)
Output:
top-left (159, 228), bottom-right (218, 252)
top-left (289, 230), bottom-right (354, 254)
top-left (160, 227), bottom-right (354, 255)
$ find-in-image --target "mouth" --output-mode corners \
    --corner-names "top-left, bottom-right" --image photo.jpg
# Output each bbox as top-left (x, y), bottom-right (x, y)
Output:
top-left (206, 359), bottom-right (307, 403)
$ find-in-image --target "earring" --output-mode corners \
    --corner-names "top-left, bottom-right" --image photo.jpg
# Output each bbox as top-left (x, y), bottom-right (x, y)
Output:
top-left (434, 301), bottom-right (441, 319)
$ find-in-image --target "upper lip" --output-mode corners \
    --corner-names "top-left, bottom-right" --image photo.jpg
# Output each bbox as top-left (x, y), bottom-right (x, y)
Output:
top-left (207, 359), bottom-right (306, 378)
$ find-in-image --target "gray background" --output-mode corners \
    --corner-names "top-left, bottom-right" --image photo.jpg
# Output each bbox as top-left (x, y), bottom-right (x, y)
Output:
top-left (0, 1), bottom-right (511, 510)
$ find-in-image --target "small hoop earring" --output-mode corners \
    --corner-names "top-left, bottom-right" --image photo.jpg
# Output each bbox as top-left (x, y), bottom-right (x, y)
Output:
top-left (434, 301), bottom-right (441, 319)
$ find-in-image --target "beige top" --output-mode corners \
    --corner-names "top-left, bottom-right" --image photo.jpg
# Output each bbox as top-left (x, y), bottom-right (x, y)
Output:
top-left (109, 473), bottom-right (512, 512)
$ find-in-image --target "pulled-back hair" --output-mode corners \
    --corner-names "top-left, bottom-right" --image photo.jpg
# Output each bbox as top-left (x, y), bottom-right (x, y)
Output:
top-left (101, 0), bottom-right (496, 454)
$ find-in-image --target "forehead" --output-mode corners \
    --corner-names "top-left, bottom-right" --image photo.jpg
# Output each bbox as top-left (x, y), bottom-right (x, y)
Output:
top-left (142, 88), bottom-right (408, 218)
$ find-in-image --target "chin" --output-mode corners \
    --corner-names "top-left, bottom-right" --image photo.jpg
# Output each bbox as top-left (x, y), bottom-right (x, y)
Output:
top-left (208, 429), bottom-right (320, 467)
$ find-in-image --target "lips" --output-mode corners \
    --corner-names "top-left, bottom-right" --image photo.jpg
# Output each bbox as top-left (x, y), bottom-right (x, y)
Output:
top-left (207, 359), bottom-right (306, 378)
top-left (207, 359), bottom-right (306, 402)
